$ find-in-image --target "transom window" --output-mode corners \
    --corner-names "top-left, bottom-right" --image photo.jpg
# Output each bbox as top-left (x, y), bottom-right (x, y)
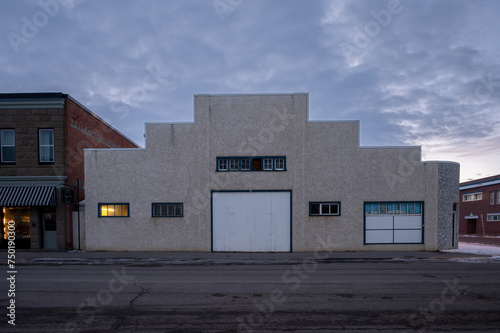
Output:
top-left (365, 202), bottom-right (422, 215)
top-left (463, 192), bottom-right (482, 202)
top-left (152, 203), bottom-right (183, 217)
top-left (310, 202), bottom-right (341, 216)
top-left (99, 203), bottom-right (129, 217)
top-left (0, 129), bottom-right (15, 163)
top-left (217, 156), bottom-right (286, 172)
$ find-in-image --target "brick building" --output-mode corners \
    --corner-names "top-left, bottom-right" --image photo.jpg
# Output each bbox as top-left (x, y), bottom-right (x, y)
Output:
top-left (0, 93), bottom-right (138, 250)
top-left (459, 174), bottom-right (500, 236)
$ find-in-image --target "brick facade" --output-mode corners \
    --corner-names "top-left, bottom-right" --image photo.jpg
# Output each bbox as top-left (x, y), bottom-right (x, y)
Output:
top-left (459, 174), bottom-right (500, 236)
top-left (0, 93), bottom-right (139, 250)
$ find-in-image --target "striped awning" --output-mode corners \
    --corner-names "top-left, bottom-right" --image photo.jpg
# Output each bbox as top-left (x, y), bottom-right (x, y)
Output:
top-left (0, 186), bottom-right (56, 207)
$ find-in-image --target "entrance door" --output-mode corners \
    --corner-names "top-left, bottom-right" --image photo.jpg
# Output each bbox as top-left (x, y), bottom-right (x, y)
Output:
top-left (467, 219), bottom-right (477, 234)
top-left (212, 191), bottom-right (291, 252)
top-left (43, 213), bottom-right (57, 249)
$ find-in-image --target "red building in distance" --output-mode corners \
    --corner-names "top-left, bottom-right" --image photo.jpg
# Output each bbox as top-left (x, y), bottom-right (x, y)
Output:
top-left (0, 93), bottom-right (139, 250)
top-left (459, 174), bottom-right (500, 236)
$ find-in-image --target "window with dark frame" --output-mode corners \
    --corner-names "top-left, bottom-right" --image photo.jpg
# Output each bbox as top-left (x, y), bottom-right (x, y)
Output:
top-left (218, 159), bottom-right (228, 171)
top-left (152, 203), bottom-right (183, 217)
top-left (241, 158), bottom-right (251, 171)
top-left (229, 159), bottom-right (239, 171)
top-left (0, 129), bottom-right (15, 163)
top-left (217, 156), bottom-right (286, 172)
top-left (309, 202), bottom-right (341, 216)
top-left (39, 129), bottom-right (55, 163)
top-left (98, 203), bottom-right (129, 217)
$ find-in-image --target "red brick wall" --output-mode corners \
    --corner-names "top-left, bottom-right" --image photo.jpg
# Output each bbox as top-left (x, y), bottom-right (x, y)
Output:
top-left (459, 180), bottom-right (500, 236)
top-left (64, 97), bottom-right (139, 248)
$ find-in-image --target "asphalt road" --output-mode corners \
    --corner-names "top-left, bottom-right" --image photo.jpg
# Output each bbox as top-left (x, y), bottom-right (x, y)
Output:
top-left (2, 261), bottom-right (500, 332)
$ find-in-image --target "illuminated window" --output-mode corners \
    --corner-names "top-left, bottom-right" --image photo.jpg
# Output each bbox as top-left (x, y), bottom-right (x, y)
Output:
top-left (152, 203), bottom-right (183, 217)
top-left (98, 203), bottom-right (129, 217)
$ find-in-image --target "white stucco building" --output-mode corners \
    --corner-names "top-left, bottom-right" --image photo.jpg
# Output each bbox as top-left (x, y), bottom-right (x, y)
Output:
top-left (83, 93), bottom-right (459, 252)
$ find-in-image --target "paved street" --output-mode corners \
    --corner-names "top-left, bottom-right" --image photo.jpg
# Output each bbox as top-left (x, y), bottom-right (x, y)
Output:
top-left (2, 260), bottom-right (500, 332)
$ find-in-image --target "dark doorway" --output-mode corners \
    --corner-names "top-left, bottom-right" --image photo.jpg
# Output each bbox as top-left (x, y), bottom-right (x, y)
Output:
top-left (467, 219), bottom-right (477, 234)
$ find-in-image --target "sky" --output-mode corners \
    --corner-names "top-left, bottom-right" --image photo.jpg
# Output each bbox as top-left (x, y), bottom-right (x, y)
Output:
top-left (1, 0), bottom-right (499, 182)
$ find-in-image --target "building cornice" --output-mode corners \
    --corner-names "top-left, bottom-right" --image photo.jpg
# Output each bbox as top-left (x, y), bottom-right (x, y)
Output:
top-left (0, 176), bottom-right (67, 187)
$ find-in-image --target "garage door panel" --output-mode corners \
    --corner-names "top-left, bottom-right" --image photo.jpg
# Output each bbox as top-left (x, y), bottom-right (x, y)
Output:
top-left (213, 191), bottom-right (291, 252)
top-left (394, 229), bottom-right (422, 243)
top-left (366, 230), bottom-right (393, 244)
top-left (394, 216), bottom-right (422, 229)
top-left (366, 216), bottom-right (393, 229)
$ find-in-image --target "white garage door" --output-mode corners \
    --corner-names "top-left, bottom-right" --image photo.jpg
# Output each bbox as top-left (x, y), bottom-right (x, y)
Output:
top-left (212, 191), bottom-right (291, 252)
top-left (364, 202), bottom-right (424, 244)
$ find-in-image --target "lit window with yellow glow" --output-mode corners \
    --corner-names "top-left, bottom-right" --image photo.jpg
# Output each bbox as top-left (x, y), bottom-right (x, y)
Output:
top-left (98, 203), bottom-right (129, 217)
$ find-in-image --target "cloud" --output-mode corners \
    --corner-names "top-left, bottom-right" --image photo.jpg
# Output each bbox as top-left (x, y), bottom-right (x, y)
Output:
top-left (0, 0), bottom-right (499, 181)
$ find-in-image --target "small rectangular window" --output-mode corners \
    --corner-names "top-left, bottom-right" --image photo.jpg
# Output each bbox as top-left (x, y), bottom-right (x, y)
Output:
top-left (99, 203), bottom-right (129, 217)
top-left (275, 158), bottom-right (285, 170)
top-left (229, 159), bottom-right (239, 171)
top-left (487, 214), bottom-right (500, 222)
top-left (241, 158), bottom-right (250, 170)
top-left (0, 129), bottom-right (15, 163)
top-left (463, 192), bottom-right (482, 202)
top-left (309, 202), bottom-right (341, 216)
top-left (39, 129), bottom-right (55, 163)
top-left (218, 159), bottom-right (228, 171)
top-left (263, 158), bottom-right (273, 170)
top-left (497, 191), bottom-right (500, 204)
top-left (152, 203), bottom-right (183, 217)
top-left (491, 191), bottom-right (496, 205)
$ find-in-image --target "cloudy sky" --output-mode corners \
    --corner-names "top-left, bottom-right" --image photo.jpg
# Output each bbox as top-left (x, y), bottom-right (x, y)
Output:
top-left (1, 0), bottom-right (499, 181)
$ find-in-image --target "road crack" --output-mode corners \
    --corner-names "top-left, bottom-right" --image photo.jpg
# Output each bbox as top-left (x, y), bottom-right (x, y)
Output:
top-left (110, 281), bottom-right (150, 332)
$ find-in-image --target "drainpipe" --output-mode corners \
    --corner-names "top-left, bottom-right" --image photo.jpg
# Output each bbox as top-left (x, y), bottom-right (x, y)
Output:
top-left (480, 214), bottom-right (485, 237)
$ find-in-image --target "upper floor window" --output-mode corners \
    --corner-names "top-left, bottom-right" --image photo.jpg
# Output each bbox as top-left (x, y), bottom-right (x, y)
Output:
top-left (39, 129), bottom-right (55, 163)
top-left (497, 191), bottom-right (500, 205)
top-left (0, 129), bottom-right (15, 163)
top-left (463, 192), bottom-right (482, 202)
top-left (491, 191), bottom-right (496, 205)
top-left (217, 156), bottom-right (286, 172)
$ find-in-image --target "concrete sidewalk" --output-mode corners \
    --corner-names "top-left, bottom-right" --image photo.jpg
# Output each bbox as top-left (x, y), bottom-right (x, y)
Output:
top-left (459, 235), bottom-right (500, 246)
top-left (9, 248), bottom-right (492, 266)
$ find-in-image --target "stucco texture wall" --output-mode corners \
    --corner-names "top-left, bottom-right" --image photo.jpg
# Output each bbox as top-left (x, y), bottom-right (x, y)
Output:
top-left (84, 93), bottom-right (459, 252)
